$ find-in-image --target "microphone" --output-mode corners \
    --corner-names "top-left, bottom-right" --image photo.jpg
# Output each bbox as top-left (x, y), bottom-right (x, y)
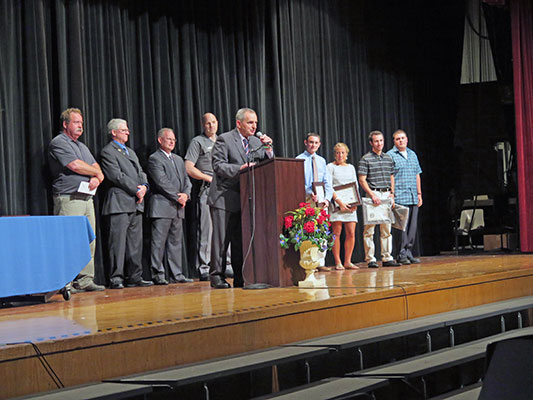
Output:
top-left (250, 131), bottom-right (268, 154)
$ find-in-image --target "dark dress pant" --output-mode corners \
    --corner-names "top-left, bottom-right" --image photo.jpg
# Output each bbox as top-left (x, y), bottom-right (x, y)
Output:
top-left (108, 211), bottom-right (143, 284)
top-left (393, 205), bottom-right (419, 259)
top-left (150, 216), bottom-right (185, 280)
top-left (209, 206), bottom-right (243, 285)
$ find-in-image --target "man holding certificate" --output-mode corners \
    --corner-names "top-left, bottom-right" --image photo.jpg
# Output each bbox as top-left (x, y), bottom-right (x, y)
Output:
top-left (296, 132), bottom-right (333, 207)
top-left (387, 129), bottom-right (423, 265)
top-left (297, 132), bottom-right (334, 272)
top-left (48, 108), bottom-right (106, 293)
top-left (358, 130), bottom-right (401, 268)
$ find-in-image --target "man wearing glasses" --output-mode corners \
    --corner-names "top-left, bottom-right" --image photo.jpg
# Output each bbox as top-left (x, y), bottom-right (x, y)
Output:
top-left (147, 128), bottom-right (192, 284)
top-left (100, 119), bottom-right (153, 289)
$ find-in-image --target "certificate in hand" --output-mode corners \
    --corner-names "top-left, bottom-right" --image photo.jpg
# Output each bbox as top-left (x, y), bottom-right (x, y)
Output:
top-left (312, 182), bottom-right (326, 204)
top-left (392, 203), bottom-right (410, 231)
top-left (333, 182), bottom-right (361, 211)
top-left (362, 198), bottom-right (393, 225)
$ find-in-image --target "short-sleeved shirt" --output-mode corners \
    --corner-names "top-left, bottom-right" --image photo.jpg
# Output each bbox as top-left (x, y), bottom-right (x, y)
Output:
top-left (185, 134), bottom-right (216, 175)
top-left (386, 146), bottom-right (422, 205)
top-left (357, 151), bottom-right (394, 189)
top-left (48, 132), bottom-right (97, 194)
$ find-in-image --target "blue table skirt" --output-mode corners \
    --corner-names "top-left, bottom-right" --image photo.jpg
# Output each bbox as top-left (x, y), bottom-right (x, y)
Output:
top-left (0, 216), bottom-right (95, 298)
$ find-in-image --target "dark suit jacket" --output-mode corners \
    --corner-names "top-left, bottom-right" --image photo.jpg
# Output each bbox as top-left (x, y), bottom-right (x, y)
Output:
top-left (147, 149), bottom-right (192, 219)
top-left (100, 141), bottom-right (148, 215)
top-left (208, 128), bottom-right (268, 213)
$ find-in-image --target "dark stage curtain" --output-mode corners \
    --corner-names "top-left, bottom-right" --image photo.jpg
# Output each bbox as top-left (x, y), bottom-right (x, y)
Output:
top-left (511, 0), bottom-right (533, 252)
top-left (0, 0), bottom-right (465, 281)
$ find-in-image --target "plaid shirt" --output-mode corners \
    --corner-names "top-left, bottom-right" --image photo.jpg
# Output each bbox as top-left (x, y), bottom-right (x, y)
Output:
top-left (386, 147), bottom-right (422, 205)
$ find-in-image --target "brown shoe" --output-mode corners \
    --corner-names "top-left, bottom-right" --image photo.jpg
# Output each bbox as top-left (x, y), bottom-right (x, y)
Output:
top-left (317, 266), bottom-right (332, 272)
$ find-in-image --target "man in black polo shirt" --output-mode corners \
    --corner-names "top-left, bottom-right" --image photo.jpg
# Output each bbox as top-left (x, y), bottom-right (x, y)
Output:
top-left (358, 130), bottom-right (400, 268)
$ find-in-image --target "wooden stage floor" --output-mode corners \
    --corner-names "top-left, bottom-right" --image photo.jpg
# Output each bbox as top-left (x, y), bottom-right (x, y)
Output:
top-left (2, 253), bottom-right (533, 398)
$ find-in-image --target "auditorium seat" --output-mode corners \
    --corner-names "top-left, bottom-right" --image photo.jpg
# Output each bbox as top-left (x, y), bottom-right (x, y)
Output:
top-left (286, 295), bottom-right (533, 368)
top-left (14, 382), bottom-right (152, 400)
top-left (429, 382), bottom-right (482, 399)
top-left (254, 377), bottom-right (388, 399)
top-left (106, 346), bottom-right (330, 394)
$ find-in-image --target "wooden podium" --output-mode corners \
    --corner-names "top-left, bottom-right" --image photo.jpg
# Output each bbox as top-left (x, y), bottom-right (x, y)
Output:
top-left (240, 157), bottom-right (306, 287)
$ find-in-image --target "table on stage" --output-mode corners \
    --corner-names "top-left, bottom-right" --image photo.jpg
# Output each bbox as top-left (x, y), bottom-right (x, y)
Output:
top-left (0, 216), bottom-right (95, 299)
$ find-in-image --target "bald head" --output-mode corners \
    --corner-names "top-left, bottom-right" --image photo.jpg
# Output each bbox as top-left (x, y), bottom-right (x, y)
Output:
top-left (202, 113), bottom-right (218, 138)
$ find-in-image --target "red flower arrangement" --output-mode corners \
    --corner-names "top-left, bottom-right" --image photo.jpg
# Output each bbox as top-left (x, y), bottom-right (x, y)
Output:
top-left (279, 203), bottom-right (334, 251)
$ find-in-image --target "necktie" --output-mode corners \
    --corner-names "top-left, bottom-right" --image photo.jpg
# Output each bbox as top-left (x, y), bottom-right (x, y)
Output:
top-left (170, 154), bottom-right (179, 175)
top-left (312, 155), bottom-right (319, 183)
top-left (243, 138), bottom-right (249, 155)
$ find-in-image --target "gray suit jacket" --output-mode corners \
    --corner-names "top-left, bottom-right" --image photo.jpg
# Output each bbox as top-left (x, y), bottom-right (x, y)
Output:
top-left (208, 128), bottom-right (268, 213)
top-left (100, 141), bottom-right (148, 215)
top-left (147, 149), bottom-right (191, 219)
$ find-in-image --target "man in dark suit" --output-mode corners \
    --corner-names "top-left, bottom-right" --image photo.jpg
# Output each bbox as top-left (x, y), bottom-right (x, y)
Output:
top-left (100, 118), bottom-right (153, 289)
top-left (208, 108), bottom-right (274, 289)
top-left (147, 128), bottom-right (193, 284)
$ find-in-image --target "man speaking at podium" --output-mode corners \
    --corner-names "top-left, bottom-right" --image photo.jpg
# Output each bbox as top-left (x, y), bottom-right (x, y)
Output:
top-left (208, 108), bottom-right (273, 289)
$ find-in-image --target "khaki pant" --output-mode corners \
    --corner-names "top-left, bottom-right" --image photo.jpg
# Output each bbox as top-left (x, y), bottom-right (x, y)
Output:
top-left (53, 195), bottom-right (96, 288)
top-left (363, 191), bottom-right (393, 263)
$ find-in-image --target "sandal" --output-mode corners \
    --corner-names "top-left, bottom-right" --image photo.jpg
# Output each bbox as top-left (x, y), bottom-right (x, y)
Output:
top-left (344, 262), bottom-right (359, 270)
top-left (335, 264), bottom-right (345, 270)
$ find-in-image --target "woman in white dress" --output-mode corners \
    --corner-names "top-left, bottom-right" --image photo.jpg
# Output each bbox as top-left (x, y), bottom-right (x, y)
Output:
top-left (327, 143), bottom-right (359, 270)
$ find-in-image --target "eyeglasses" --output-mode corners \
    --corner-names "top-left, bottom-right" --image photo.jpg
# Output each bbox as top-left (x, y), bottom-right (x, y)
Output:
top-left (117, 129), bottom-right (130, 133)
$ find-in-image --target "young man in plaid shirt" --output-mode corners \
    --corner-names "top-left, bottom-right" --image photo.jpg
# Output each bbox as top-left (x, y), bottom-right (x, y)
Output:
top-left (387, 129), bottom-right (423, 265)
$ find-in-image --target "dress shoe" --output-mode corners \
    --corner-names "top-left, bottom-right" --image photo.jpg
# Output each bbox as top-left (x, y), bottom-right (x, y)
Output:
top-left (72, 281), bottom-right (105, 292)
top-left (173, 277), bottom-right (194, 283)
top-left (84, 282), bottom-right (106, 291)
top-left (383, 260), bottom-right (401, 267)
top-left (225, 266), bottom-right (234, 278)
top-left (317, 266), bottom-right (331, 272)
top-left (233, 279), bottom-right (244, 288)
top-left (70, 282), bottom-right (105, 293)
top-left (110, 282), bottom-right (124, 289)
top-left (408, 256), bottom-right (421, 264)
top-left (125, 279), bottom-right (154, 288)
top-left (199, 273), bottom-right (209, 281)
top-left (153, 276), bottom-right (169, 285)
top-left (210, 276), bottom-right (230, 289)
top-left (398, 257), bottom-right (411, 265)
top-left (368, 261), bottom-right (379, 268)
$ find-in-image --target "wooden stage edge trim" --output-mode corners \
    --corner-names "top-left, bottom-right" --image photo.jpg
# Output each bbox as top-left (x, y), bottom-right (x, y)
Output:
top-left (2, 260), bottom-right (533, 398)
top-left (6, 270), bottom-right (533, 360)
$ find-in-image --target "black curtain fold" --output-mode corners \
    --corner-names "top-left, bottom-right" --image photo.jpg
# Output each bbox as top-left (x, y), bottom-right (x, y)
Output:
top-left (0, 0), bottom-right (465, 279)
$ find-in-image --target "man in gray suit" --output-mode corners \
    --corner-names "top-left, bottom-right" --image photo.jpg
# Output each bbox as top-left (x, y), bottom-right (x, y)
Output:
top-left (147, 128), bottom-right (193, 285)
top-left (208, 108), bottom-right (274, 289)
top-left (100, 118), bottom-right (153, 289)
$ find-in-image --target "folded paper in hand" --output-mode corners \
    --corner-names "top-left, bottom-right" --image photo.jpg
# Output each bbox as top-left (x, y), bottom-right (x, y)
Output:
top-left (362, 198), bottom-right (393, 225)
